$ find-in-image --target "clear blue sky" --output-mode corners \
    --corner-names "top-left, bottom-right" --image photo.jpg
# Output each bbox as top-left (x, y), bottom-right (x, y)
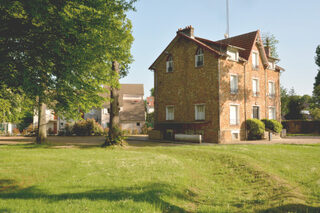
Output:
top-left (120, 0), bottom-right (320, 97)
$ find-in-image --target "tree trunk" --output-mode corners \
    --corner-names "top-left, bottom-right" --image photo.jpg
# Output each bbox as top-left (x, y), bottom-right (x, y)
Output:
top-left (104, 61), bottom-right (121, 146)
top-left (36, 102), bottom-right (47, 144)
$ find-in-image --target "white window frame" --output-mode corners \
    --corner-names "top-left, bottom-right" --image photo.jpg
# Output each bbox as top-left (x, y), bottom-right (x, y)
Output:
top-left (252, 105), bottom-right (260, 119)
top-left (227, 49), bottom-right (239, 62)
top-left (166, 105), bottom-right (174, 121)
top-left (230, 74), bottom-right (239, 94)
top-left (252, 51), bottom-right (259, 69)
top-left (268, 81), bottom-right (275, 98)
top-left (195, 48), bottom-right (204, 67)
top-left (166, 55), bottom-right (173, 72)
top-left (195, 104), bottom-right (205, 120)
top-left (229, 104), bottom-right (240, 125)
top-left (268, 106), bottom-right (276, 120)
top-left (231, 129), bottom-right (240, 140)
top-left (252, 78), bottom-right (259, 97)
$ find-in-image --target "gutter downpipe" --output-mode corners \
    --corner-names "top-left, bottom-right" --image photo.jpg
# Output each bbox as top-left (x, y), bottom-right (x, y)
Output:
top-left (218, 57), bottom-right (221, 143)
top-left (243, 61), bottom-right (248, 140)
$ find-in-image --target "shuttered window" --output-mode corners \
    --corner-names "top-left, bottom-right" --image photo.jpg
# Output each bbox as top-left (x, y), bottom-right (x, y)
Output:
top-left (195, 104), bottom-right (205, 120)
top-left (166, 106), bottom-right (174, 120)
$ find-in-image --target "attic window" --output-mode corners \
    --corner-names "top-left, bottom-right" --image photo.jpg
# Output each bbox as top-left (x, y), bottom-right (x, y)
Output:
top-left (166, 55), bottom-right (173, 72)
top-left (268, 61), bottom-right (275, 70)
top-left (252, 51), bottom-right (259, 69)
top-left (195, 48), bottom-right (204, 67)
top-left (227, 49), bottom-right (239, 62)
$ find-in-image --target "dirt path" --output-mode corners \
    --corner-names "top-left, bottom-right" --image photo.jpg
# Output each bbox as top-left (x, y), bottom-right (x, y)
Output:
top-left (0, 135), bottom-right (319, 147)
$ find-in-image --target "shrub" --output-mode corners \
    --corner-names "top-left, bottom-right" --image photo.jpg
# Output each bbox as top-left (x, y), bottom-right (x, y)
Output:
top-left (104, 125), bottom-right (127, 146)
top-left (141, 124), bottom-right (148, 134)
top-left (261, 119), bottom-right (282, 133)
top-left (246, 119), bottom-right (265, 140)
top-left (72, 119), bottom-right (104, 136)
top-left (12, 128), bottom-right (20, 135)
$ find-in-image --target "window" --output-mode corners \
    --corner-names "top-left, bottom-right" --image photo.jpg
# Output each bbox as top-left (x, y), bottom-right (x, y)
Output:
top-left (166, 106), bottom-right (174, 120)
top-left (227, 49), bottom-right (239, 61)
top-left (195, 104), bottom-right (205, 120)
top-left (252, 51), bottom-right (259, 69)
top-left (136, 122), bottom-right (140, 126)
top-left (195, 48), bottom-right (204, 67)
top-left (230, 74), bottom-right (238, 94)
top-left (252, 106), bottom-right (260, 119)
top-left (103, 108), bottom-right (108, 115)
top-left (231, 130), bottom-right (240, 140)
top-left (268, 61), bottom-right (275, 70)
top-left (230, 105), bottom-right (239, 125)
top-left (252, 78), bottom-right (259, 96)
top-left (268, 81), bottom-right (275, 97)
top-left (166, 55), bottom-right (173, 72)
top-left (269, 107), bottom-right (276, 120)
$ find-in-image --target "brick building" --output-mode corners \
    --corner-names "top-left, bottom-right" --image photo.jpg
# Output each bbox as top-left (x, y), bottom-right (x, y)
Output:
top-left (149, 26), bottom-right (284, 143)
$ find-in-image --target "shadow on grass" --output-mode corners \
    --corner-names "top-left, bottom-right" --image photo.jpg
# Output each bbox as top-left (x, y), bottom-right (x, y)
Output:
top-left (0, 180), bottom-right (192, 212)
top-left (258, 204), bottom-right (320, 213)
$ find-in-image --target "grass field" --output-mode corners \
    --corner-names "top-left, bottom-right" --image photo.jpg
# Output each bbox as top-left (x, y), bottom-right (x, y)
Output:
top-left (0, 142), bottom-right (319, 212)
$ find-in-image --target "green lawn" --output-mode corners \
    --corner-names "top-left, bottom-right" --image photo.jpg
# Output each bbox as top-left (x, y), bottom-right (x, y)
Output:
top-left (0, 143), bottom-right (319, 212)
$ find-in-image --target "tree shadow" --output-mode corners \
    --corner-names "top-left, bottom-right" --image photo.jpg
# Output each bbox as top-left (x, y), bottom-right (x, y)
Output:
top-left (0, 181), bottom-right (194, 212)
top-left (258, 204), bottom-right (320, 213)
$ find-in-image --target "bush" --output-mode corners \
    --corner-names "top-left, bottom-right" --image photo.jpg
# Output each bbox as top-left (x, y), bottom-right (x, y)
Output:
top-left (246, 119), bottom-right (265, 140)
top-left (104, 125), bottom-right (127, 146)
top-left (12, 128), bottom-right (20, 135)
top-left (72, 119), bottom-right (104, 136)
top-left (58, 123), bottom-right (73, 136)
top-left (261, 119), bottom-right (282, 133)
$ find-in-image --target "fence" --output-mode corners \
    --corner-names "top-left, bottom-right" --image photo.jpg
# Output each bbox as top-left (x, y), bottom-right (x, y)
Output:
top-left (282, 120), bottom-right (320, 134)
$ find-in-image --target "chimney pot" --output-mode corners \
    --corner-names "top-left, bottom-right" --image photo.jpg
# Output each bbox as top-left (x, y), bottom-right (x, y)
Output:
top-left (177, 25), bottom-right (194, 38)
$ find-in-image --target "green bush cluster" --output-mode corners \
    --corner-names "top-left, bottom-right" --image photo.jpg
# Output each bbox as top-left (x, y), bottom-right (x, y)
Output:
top-left (261, 119), bottom-right (282, 133)
top-left (246, 119), bottom-right (265, 140)
top-left (72, 119), bottom-right (104, 136)
top-left (104, 125), bottom-right (127, 146)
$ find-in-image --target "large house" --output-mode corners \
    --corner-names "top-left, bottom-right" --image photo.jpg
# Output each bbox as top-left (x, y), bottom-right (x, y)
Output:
top-left (33, 84), bottom-right (145, 134)
top-left (149, 26), bottom-right (283, 143)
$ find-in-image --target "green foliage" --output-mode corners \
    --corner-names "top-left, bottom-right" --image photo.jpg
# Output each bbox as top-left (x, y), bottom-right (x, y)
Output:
top-left (150, 88), bottom-right (154, 97)
top-left (310, 108), bottom-right (320, 120)
top-left (261, 119), bottom-right (282, 133)
top-left (72, 119), bottom-right (103, 136)
top-left (246, 119), bottom-right (265, 140)
top-left (262, 32), bottom-right (279, 58)
top-left (0, 0), bottom-right (136, 122)
top-left (146, 112), bottom-right (154, 128)
top-left (104, 125), bottom-right (127, 146)
top-left (285, 95), bottom-right (304, 120)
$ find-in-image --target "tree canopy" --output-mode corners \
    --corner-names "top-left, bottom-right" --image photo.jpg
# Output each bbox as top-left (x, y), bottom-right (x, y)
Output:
top-left (0, 0), bottom-right (136, 120)
top-left (261, 32), bottom-right (279, 58)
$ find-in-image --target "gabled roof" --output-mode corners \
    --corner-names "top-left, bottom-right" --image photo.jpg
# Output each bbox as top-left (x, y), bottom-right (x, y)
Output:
top-left (148, 33), bottom-right (226, 70)
top-left (216, 30), bottom-right (259, 60)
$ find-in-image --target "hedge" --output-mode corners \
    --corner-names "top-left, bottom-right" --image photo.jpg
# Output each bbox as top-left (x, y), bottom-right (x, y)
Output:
top-left (246, 119), bottom-right (265, 140)
top-left (261, 119), bottom-right (282, 133)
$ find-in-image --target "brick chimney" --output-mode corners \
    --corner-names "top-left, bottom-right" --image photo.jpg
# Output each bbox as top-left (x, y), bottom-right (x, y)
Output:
top-left (177, 25), bottom-right (194, 38)
top-left (264, 46), bottom-right (271, 57)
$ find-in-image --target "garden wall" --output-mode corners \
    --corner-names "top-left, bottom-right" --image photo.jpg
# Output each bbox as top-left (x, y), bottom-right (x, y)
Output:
top-left (282, 120), bottom-right (320, 134)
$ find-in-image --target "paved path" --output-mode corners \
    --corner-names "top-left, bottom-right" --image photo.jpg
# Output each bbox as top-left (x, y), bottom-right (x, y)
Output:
top-left (0, 135), bottom-right (319, 147)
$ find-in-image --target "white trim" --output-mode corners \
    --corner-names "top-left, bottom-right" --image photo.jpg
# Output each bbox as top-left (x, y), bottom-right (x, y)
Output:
top-left (229, 104), bottom-right (240, 125)
top-left (268, 80), bottom-right (275, 97)
top-left (252, 50), bottom-right (259, 69)
top-left (230, 73), bottom-right (239, 94)
top-left (227, 48), bottom-right (239, 62)
top-left (166, 105), bottom-right (174, 121)
top-left (231, 129), bottom-right (240, 140)
top-left (268, 106), bottom-right (276, 120)
top-left (195, 104), bottom-right (205, 120)
top-left (252, 78), bottom-right (259, 97)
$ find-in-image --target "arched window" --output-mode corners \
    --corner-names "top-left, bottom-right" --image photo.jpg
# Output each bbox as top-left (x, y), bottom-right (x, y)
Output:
top-left (195, 48), bottom-right (204, 67)
top-left (166, 55), bottom-right (173, 72)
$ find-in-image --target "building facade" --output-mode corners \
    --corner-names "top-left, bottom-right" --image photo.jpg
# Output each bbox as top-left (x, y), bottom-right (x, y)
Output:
top-left (149, 26), bottom-right (283, 143)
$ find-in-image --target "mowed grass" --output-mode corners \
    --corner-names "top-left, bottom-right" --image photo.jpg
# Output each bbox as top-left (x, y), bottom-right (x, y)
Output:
top-left (0, 142), bottom-right (319, 212)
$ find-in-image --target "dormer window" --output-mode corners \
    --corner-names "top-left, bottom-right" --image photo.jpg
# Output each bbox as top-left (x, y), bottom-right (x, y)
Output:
top-left (227, 49), bottom-right (239, 62)
top-left (252, 51), bottom-right (259, 69)
top-left (268, 61), bottom-right (275, 70)
top-left (166, 55), bottom-right (173, 72)
top-left (195, 48), bottom-right (204, 67)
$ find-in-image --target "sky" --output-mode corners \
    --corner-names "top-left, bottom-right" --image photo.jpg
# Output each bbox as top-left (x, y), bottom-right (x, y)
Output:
top-left (120, 0), bottom-right (320, 97)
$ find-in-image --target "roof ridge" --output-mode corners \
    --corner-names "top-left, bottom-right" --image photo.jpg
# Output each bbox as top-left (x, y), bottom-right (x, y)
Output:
top-left (216, 30), bottom-right (259, 42)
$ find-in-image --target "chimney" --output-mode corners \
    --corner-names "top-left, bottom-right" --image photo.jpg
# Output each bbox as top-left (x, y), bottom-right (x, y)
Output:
top-left (264, 46), bottom-right (271, 57)
top-left (177, 25), bottom-right (194, 38)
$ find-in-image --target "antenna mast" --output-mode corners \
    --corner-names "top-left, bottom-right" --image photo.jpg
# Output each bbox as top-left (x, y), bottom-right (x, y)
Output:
top-left (225, 0), bottom-right (229, 38)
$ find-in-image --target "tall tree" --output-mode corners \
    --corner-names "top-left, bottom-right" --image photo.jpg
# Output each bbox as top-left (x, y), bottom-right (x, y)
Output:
top-left (312, 45), bottom-right (320, 107)
top-left (262, 32), bottom-right (279, 58)
top-left (0, 0), bottom-right (136, 143)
